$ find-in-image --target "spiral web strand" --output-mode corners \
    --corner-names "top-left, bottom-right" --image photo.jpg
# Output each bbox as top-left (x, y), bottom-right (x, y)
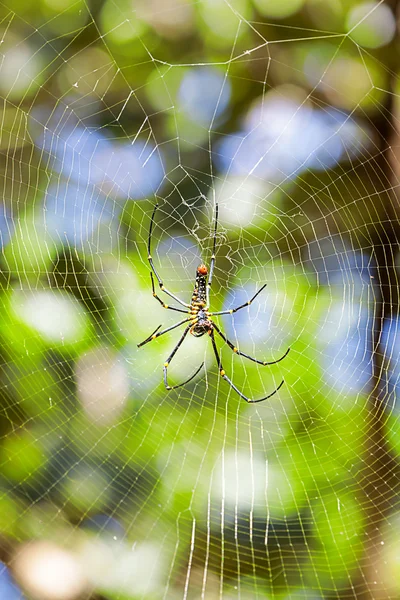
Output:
top-left (0, 0), bottom-right (399, 598)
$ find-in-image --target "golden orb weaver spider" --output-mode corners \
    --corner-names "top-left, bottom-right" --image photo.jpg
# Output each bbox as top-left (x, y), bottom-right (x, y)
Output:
top-left (137, 203), bottom-right (290, 403)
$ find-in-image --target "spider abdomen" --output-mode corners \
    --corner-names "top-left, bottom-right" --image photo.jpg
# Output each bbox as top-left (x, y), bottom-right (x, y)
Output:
top-left (193, 267), bottom-right (208, 305)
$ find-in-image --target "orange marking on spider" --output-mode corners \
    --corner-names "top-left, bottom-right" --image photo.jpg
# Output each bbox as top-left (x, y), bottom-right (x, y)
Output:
top-left (197, 264), bottom-right (208, 275)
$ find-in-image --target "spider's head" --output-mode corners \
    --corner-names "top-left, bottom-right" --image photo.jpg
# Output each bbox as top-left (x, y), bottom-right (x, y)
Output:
top-left (197, 264), bottom-right (208, 277)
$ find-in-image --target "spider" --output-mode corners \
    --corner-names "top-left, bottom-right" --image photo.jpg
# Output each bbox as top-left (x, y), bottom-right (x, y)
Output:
top-left (137, 203), bottom-right (290, 403)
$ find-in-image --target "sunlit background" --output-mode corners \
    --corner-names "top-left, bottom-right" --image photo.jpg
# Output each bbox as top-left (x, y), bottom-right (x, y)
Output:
top-left (0, 0), bottom-right (399, 598)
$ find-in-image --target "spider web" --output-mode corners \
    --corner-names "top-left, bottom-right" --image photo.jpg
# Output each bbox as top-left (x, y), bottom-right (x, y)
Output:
top-left (0, 0), bottom-right (399, 598)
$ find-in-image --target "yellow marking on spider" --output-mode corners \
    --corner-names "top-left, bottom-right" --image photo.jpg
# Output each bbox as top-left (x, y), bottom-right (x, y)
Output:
top-left (229, 309), bottom-right (233, 314)
top-left (164, 304), bottom-right (169, 308)
top-left (153, 293), bottom-right (156, 297)
top-left (164, 362), bottom-right (169, 367)
top-left (161, 285), bottom-right (165, 290)
top-left (233, 347), bottom-right (238, 353)
top-left (220, 369), bottom-right (225, 377)
top-left (148, 255), bottom-right (152, 259)
top-left (152, 334), bottom-right (157, 339)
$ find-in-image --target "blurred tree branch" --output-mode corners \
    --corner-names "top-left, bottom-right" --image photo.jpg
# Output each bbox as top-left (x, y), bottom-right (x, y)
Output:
top-left (359, 38), bottom-right (400, 600)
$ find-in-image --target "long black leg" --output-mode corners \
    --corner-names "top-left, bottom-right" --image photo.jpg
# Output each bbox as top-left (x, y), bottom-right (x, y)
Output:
top-left (163, 326), bottom-right (203, 390)
top-left (147, 203), bottom-right (190, 308)
top-left (206, 203), bottom-right (218, 308)
top-left (150, 273), bottom-right (188, 314)
top-left (212, 322), bottom-right (290, 365)
top-left (137, 317), bottom-right (191, 348)
top-left (209, 284), bottom-right (267, 316)
top-left (209, 330), bottom-right (284, 403)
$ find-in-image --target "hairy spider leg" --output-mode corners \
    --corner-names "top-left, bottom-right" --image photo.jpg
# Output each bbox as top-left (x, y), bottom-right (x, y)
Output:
top-left (209, 331), bottom-right (284, 403)
top-left (147, 203), bottom-right (190, 308)
top-left (212, 322), bottom-right (290, 366)
top-left (137, 317), bottom-right (191, 348)
top-left (209, 284), bottom-right (267, 316)
top-left (163, 325), bottom-right (204, 389)
top-left (206, 202), bottom-right (218, 309)
top-left (150, 272), bottom-right (188, 314)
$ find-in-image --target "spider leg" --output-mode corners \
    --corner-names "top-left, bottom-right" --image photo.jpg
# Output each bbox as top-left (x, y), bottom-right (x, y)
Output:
top-left (163, 325), bottom-right (204, 390)
top-left (137, 317), bottom-right (191, 348)
top-left (209, 330), bottom-right (284, 403)
top-left (147, 204), bottom-right (190, 308)
top-left (150, 273), bottom-right (188, 314)
top-left (212, 322), bottom-right (290, 365)
top-left (206, 202), bottom-right (218, 308)
top-left (209, 284), bottom-right (267, 316)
